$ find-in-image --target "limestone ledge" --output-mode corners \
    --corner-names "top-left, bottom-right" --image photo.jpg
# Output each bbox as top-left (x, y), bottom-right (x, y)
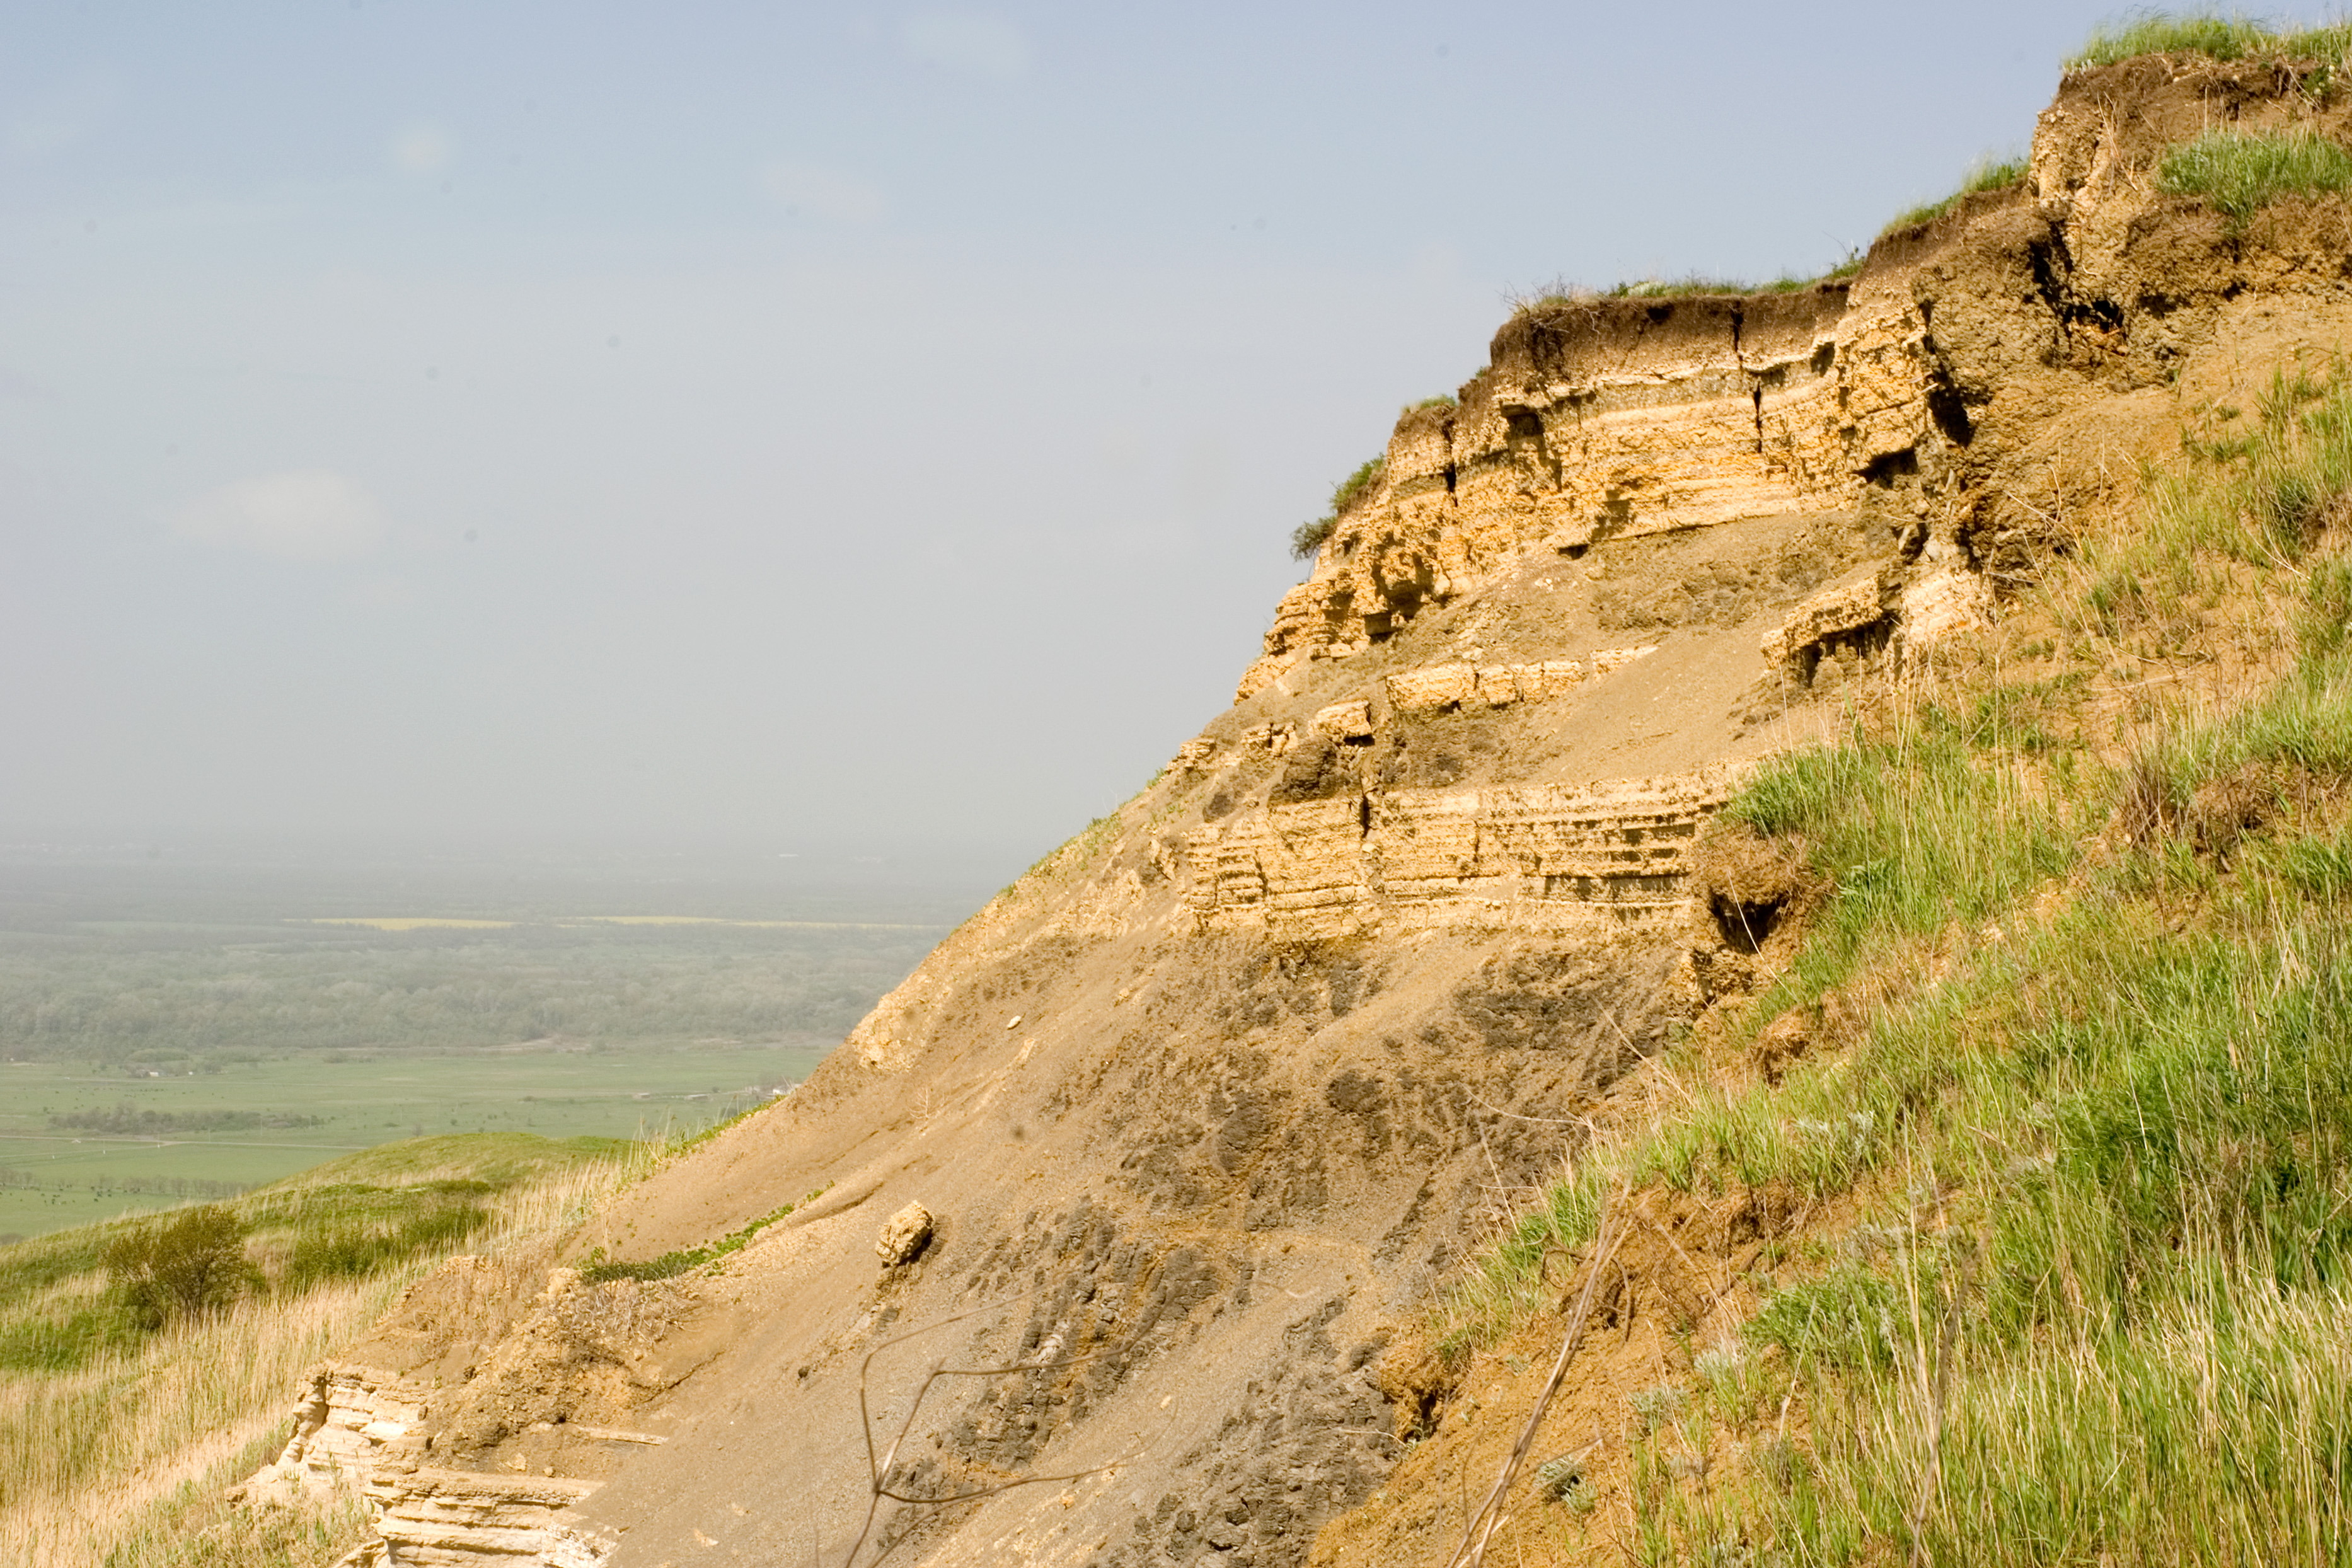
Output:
top-left (238, 1357), bottom-right (626, 1568)
top-left (1183, 771), bottom-right (1741, 942)
top-left (1383, 645), bottom-right (1655, 713)
top-left (349, 1468), bottom-right (607, 1568)
top-left (1172, 720), bottom-right (1300, 775)
top-left (1760, 578), bottom-right (1889, 671)
top-left (236, 1361), bottom-right (430, 1510)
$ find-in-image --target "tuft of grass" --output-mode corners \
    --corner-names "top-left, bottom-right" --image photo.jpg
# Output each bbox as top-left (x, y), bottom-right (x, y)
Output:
top-left (1613, 276), bottom-right (1754, 299)
top-left (2158, 125), bottom-right (2352, 228)
top-left (2068, 10), bottom-right (2352, 71)
top-left (1881, 156), bottom-right (2029, 236)
top-left (578, 1185), bottom-right (826, 1283)
top-left (1291, 455), bottom-right (1386, 562)
top-left (1503, 257), bottom-right (1861, 321)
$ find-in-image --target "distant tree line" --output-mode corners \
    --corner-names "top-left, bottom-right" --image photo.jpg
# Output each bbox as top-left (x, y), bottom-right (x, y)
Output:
top-left (49, 1104), bottom-right (324, 1135)
top-left (0, 1168), bottom-right (251, 1199)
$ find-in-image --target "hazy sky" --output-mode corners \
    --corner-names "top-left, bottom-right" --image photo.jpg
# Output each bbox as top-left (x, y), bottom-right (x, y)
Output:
top-left (4, 1), bottom-right (2164, 871)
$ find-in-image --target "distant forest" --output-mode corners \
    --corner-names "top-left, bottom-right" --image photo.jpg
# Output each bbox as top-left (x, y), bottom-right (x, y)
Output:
top-left (0, 920), bottom-right (944, 1062)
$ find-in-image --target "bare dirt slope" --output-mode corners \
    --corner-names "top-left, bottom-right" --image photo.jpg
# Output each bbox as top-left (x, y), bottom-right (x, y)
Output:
top-left (275, 50), bottom-right (2352, 1568)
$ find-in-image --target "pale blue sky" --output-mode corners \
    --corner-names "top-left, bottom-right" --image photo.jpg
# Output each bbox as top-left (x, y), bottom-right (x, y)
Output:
top-left (1, 2), bottom-right (2172, 870)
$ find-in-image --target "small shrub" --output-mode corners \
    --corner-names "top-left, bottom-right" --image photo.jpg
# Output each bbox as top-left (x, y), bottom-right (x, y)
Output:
top-left (2158, 128), bottom-right (2352, 229)
top-left (1747, 1262), bottom-right (1905, 1373)
top-left (1628, 1381), bottom-right (1689, 1434)
top-left (1290, 456), bottom-right (1385, 561)
top-left (1535, 1452), bottom-right (1592, 1507)
top-left (103, 1204), bottom-right (253, 1330)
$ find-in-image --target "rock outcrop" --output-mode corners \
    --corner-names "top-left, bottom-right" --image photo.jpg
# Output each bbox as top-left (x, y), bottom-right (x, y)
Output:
top-left (1241, 50), bottom-right (2352, 706)
top-left (257, 48), bottom-right (2352, 1568)
top-left (1184, 772), bottom-right (1739, 943)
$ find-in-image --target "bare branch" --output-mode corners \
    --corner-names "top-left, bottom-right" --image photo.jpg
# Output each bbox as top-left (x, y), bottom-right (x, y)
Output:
top-left (1444, 1194), bottom-right (1625, 1568)
top-left (838, 1268), bottom-right (1172, 1568)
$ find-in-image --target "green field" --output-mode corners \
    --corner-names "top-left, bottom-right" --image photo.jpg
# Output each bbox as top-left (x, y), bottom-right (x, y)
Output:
top-left (0, 855), bottom-right (977, 1240)
top-left (0, 1043), bottom-right (826, 1239)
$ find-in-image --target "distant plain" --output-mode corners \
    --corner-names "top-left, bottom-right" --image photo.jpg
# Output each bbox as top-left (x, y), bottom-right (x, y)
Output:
top-left (0, 850), bottom-right (981, 1239)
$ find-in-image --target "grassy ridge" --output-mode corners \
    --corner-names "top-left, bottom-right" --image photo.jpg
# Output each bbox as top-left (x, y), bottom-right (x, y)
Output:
top-left (2068, 11), bottom-right (2352, 71)
top-left (1442, 363), bottom-right (2352, 1564)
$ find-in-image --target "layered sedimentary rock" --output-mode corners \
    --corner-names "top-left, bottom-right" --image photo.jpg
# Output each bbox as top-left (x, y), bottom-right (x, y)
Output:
top-left (1184, 773), bottom-right (1738, 942)
top-left (244, 1359), bottom-right (619, 1568)
top-left (237, 1363), bottom-right (430, 1508)
top-left (1381, 647), bottom-right (1655, 713)
top-left (353, 1470), bottom-right (605, 1568)
top-left (1240, 285), bottom-right (1896, 696)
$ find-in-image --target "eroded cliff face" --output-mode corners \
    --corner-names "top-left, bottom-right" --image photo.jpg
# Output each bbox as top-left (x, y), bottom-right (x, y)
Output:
top-left (1245, 49), bottom-right (2352, 709)
top-left (276, 52), bottom-right (2352, 1568)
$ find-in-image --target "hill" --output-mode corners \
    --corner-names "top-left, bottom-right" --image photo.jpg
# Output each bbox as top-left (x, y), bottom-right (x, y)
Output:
top-left (91, 27), bottom-right (2352, 1567)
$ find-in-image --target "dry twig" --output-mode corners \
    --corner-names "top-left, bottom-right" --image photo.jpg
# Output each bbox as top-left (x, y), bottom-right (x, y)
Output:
top-left (1444, 1196), bottom-right (1624, 1568)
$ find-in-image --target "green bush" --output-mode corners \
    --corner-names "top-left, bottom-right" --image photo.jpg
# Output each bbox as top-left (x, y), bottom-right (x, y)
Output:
top-left (1289, 456), bottom-right (1385, 561)
top-left (2159, 127), bottom-right (2352, 228)
top-left (102, 1205), bottom-right (253, 1330)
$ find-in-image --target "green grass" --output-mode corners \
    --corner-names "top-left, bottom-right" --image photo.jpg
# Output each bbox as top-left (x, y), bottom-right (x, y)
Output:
top-left (1881, 156), bottom-right (2029, 235)
top-left (0, 1044), bottom-right (818, 1242)
top-left (1612, 276), bottom-right (1755, 298)
top-left (0, 1132), bottom-right (628, 1374)
top-left (579, 1184), bottom-right (827, 1283)
top-left (1291, 455), bottom-right (1386, 561)
top-left (2068, 11), bottom-right (2352, 71)
top-left (1501, 253), bottom-right (1864, 320)
top-left (1441, 360), bottom-right (2352, 1565)
top-left (2159, 125), bottom-right (2352, 228)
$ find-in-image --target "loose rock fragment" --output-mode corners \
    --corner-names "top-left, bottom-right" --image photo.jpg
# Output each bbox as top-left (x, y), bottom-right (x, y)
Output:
top-left (876, 1203), bottom-right (935, 1267)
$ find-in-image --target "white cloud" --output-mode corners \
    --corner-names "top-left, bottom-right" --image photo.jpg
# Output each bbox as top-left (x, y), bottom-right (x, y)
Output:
top-left (168, 471), bottom-right (386, 561)
top-left (897, 11), bottom-right (1031, 78)
top-left (389, 123), bottom-right (454, 174)
top-left (759, 161), bottom-right (888, 224)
